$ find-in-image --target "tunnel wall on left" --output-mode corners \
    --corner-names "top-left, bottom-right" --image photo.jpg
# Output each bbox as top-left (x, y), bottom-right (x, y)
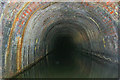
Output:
top-left (1, 2), bottom-right (119, 78)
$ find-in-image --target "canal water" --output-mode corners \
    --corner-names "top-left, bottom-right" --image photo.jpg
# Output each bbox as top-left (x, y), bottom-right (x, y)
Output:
top-left (16, 37), bottom-right (118, 78)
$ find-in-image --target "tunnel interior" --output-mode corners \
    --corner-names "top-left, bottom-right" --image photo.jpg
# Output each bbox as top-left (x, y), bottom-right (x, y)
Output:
top-left (45, 20), bottom-right (90, 57)
top-left (1, 2), bottom-right (119, 78)
top-left (54, 35), bottom-right (76, 52)
top-left (44, 21), bottom-right (88, 67)
top-left (23, 21), bottom-right (93, 78)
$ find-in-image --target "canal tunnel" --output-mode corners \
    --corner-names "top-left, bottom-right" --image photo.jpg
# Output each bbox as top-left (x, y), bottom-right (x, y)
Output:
top-left (1, 2), bottom-right (119, 78)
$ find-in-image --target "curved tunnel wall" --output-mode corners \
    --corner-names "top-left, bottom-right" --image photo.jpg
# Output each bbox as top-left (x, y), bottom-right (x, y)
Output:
top-left (1, 2), bottom-right (119, 78)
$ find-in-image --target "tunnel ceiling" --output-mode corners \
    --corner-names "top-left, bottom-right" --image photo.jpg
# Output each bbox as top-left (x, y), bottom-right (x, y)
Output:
top-left (1, 2), bottom-right (119, 78)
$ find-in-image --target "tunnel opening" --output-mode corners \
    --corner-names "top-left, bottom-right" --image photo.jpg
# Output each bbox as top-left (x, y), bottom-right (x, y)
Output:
top-left (52, 35), bottom-right (76, 62)
top-left (54, 35), bottom-right (76, 53)
top-left (48, 33), bottom-right (79, 66)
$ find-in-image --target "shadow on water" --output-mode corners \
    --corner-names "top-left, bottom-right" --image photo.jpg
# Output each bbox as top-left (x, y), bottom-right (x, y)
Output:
top-left (16, 35), bottom-right (118, 78)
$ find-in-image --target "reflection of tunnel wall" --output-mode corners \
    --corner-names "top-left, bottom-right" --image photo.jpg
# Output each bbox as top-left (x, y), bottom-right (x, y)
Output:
top-left (2, 2), bottom-right (118, 78)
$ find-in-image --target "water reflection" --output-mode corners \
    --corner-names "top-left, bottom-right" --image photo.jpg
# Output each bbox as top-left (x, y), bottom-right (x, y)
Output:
top-left (16, 36), bottom-right (118, 78)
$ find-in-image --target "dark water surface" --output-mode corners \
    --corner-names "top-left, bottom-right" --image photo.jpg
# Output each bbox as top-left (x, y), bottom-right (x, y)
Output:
top-left (16, 50), bottom-right (118, 78)
top-left (16, 36), bottom-right (118, 78)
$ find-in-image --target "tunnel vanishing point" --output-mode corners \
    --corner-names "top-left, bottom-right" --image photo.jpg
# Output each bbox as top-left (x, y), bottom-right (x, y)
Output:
top-left (1, 2), bottom-right (119, 78)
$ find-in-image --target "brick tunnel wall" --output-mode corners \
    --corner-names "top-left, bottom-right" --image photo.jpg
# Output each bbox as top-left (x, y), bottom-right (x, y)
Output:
top-left (1, 2), bottom-right (119, 78)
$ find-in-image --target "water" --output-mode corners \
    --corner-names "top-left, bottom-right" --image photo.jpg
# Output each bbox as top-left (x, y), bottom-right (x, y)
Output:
top-left (16, 35), bottom-right (118, 78)
top-left (16, 49), bottom-right (118, 78)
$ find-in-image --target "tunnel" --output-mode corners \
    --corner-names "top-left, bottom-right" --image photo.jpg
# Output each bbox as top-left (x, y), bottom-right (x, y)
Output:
top-left (1, 2), bottom-right (119, 78)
